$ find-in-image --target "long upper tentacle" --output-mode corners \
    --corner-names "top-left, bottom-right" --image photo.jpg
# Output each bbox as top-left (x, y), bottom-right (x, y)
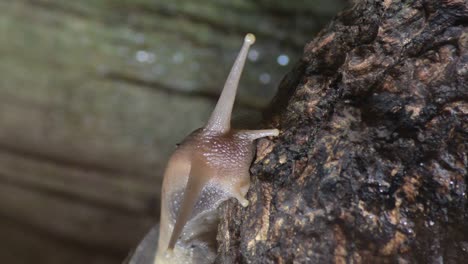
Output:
top-left (205, 33), bottom-right (255, 133)
top-left (167, 159), bottom-right (210, 250)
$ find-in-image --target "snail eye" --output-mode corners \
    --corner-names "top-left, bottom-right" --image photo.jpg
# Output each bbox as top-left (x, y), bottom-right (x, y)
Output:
top-left (175, 143), bottom-right (181, 148)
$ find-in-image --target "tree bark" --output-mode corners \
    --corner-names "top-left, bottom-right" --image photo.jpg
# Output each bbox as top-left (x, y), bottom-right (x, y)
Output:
top-left (218, 0), bottom-right (468, 263)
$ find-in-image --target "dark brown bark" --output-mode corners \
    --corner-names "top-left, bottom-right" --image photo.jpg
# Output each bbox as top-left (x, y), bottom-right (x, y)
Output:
top-left (218, 0), bottom-right (468, 263)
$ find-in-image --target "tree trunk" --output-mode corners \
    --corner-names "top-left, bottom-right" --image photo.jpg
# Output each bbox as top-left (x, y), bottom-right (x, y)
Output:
top-left (218, 0), bottom-right (468, 263)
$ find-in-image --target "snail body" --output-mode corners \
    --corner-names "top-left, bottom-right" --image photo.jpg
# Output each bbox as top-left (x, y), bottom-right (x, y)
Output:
top-left (155, 34), bottom-right (279, 264)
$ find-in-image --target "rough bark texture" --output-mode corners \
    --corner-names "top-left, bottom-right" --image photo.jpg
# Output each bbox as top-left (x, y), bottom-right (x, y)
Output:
top-left (218, 0), bottom-right (468, 263)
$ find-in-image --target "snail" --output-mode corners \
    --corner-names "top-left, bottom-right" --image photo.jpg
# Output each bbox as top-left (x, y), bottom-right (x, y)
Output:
top-left (128, 33), bottom-right (279, 264)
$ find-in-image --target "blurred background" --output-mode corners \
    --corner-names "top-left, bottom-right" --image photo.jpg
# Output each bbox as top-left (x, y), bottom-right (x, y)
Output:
top-left (0, 0), bottom-right (346, 263)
